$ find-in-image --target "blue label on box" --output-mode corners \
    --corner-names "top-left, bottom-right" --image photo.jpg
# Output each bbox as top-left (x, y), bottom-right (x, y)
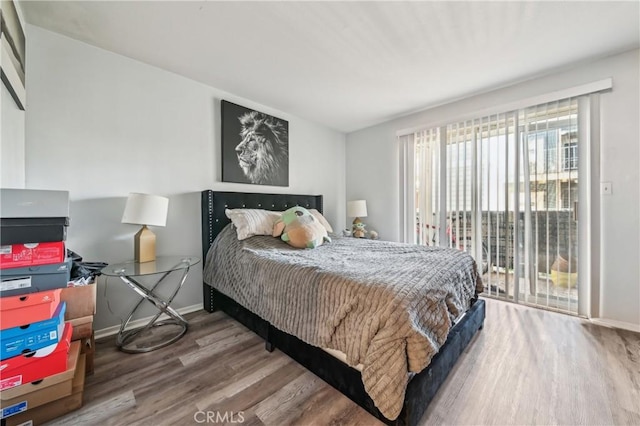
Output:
top-left (1, 400), bottom-right (27, 419)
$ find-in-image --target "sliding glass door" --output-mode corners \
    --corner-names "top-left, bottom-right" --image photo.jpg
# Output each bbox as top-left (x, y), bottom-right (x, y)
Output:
top-left (401, 98), bottom-right (585, 315)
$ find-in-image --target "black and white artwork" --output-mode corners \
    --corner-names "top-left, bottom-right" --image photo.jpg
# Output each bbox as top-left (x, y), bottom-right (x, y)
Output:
top-left (221, 100), bottom-right (289, 186)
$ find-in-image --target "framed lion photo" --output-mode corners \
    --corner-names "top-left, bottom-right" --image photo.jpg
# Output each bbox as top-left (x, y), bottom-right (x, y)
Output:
top-left (221, 100), bottom-right (289, 187)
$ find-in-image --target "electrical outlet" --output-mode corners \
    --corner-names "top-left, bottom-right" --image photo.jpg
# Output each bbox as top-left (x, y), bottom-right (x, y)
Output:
top-left (601, 182), bottom-right (612, 195)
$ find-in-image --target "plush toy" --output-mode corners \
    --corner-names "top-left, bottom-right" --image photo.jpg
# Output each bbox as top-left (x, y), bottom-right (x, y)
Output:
top-left (352, 218), bottom-right (367, 238)
top-left (273, 206), bottom-right (331, 249)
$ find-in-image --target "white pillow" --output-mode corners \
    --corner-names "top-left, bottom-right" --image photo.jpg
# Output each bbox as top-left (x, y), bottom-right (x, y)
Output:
top-left (225, 209), bottom-right (282, 240)
top-left (309, 209), bottom-right (334, 233)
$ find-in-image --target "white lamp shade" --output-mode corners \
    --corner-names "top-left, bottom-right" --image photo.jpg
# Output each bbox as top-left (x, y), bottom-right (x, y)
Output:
top-left (121, 193), bottom-right (169, 227)
top-left (347, 200), bottom-right (367, 218)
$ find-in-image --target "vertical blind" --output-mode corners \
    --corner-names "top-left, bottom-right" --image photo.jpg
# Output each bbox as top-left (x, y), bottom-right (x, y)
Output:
top-left (400, 97), bottom-right (586, 315)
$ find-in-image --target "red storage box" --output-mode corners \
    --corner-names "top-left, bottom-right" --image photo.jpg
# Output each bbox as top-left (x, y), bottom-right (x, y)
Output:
top-left (0, 323), bottom-right (72, 392)
top-left (0, 289), bottom-right (62, 330)
top-left (0, 242), bottom-right (65, 270)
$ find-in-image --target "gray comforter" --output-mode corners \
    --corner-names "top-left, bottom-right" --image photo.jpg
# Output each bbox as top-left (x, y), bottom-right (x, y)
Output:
top-left (204, 225), bottom-right (483, 419)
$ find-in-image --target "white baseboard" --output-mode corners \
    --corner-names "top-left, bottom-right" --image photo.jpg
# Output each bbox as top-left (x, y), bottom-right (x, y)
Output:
top-left (94, 303), bottom-right (204, 340)
top-left (590, 317), bottom-right (640, 333)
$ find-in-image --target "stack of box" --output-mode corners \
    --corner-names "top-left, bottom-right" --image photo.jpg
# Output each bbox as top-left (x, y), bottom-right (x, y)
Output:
top-left (0, 189), bottom-right (86, 425)
top-left (0, 189), bottom-right (71, 298)
top-left (0, 294), bottom-right (80, 423)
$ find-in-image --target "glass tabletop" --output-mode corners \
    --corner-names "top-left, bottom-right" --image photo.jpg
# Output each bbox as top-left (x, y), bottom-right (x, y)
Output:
top-left (100, 256), bottom-right (201, 277)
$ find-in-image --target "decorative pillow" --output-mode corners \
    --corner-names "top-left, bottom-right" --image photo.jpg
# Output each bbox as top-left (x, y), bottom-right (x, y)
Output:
top-left (309, 209), bottom-right (334, 234)
top-left (273, 206), bottom-right (331, 249)
top-left (225, 209), bottom-right (281, 240)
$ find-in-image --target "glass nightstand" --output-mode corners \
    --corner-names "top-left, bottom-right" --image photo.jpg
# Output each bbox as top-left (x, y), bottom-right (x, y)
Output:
top-left (100, 256), bottom-right (200, 353)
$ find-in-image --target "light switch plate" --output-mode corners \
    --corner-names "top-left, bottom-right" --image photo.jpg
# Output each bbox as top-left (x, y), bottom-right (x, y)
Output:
top-left (601, 182), bottom-right (612, 195)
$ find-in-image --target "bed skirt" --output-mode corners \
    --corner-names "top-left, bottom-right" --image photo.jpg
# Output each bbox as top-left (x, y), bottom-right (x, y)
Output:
top-left (204, 284), bottom-right (485, 426)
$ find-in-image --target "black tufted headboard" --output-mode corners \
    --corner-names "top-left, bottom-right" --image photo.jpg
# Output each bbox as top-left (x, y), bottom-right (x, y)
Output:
top-left (200, 190), bottom-right (323, 262)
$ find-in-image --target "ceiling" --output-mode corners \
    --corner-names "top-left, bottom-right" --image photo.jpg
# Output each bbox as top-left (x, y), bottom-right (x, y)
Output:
top-left (20, 1), bottom-right (640, 133)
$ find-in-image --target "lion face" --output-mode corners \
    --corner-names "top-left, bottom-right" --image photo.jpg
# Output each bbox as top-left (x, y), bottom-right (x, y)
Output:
top-left (235, 132), bottom-right (262, 174)
top-left (235, 111), bottom-right (288, 185)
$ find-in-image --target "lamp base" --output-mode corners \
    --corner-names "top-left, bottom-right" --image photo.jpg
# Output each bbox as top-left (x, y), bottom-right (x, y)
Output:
top-left (134, 225), bottom-right (156, 263)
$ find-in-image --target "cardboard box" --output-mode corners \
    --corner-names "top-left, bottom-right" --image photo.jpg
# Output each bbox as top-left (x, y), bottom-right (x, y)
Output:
top-left (0, 323), bottom-right (72, 392)
top-left (0, 242), bottom-right (66, 270)
top-left (4, 391), bottom-right (82, 426)
top-left (0, 342), bottom-right (80, 418)
top-left (1, 302), bottom-right (66, 360)
top-left (0, 259), bottom-right (71, 298)
top-left (3, 354), bottom-right (85, 426)
top-left (60, 283), bottom-right (96, 320)
top-left (71, 353), bottom-right (86, 394)
top-left (1, 381), bottom-right (70, 419)
top-left (0, 289), bottom-right (61, 330)
top-left (67, 316), bottom-right (93, 341)
top-left (81, 332), bottom-right (95, 376)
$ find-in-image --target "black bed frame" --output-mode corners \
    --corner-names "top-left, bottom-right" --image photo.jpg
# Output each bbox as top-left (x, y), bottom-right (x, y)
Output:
top-left (201, 190), bottom-right (485, 426)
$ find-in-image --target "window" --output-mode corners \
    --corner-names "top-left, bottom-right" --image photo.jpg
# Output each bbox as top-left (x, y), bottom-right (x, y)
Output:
top-left (563, 142), bottom-right (578, 171)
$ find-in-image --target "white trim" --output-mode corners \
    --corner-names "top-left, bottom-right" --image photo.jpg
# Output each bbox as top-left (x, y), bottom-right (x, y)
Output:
top-left (396, 78), bottom-right (613, 137)
top-left (590, 318), bottom-right (640, 334)
top-left (94, 303), bottom-right (203, 340)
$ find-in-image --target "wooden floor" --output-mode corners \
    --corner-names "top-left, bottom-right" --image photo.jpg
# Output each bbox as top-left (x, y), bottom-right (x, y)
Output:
top-left (49, 298), bottom-right (640, 426)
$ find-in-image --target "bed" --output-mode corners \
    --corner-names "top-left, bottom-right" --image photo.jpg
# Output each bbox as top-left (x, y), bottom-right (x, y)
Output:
top-left (200, 190), bottom-right (485, 426)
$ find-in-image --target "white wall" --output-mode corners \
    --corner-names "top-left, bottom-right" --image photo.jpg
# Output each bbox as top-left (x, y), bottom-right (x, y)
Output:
top-left (25, 25), bottom-right (346, 331)
top-left (1, 0), bottom-right (26, 189)
top-left (1, 82), bottom-right (26, 188)
top-left (346, 49), bottom-right (640, 328)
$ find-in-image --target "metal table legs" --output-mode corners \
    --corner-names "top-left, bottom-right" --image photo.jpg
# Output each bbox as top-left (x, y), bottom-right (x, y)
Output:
top-left (115, 265), bottom-right (191, 353)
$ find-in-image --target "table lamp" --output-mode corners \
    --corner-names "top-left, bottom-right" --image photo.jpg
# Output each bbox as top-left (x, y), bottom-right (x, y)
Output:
top-left (121, 193), bottom-right (169, 263)
top-left (347, 199), bottom-right (368, 226)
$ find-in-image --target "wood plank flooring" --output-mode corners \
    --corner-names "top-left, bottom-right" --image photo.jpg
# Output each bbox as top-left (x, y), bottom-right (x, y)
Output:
top-left (48, 298), bottom-right (640, 425)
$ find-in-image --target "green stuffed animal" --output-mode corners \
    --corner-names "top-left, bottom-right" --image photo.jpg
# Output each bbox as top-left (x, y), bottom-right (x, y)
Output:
top-left (352, 218), bottom-right (367, 238)
top-left (273, 206), bottom-right (331, 249)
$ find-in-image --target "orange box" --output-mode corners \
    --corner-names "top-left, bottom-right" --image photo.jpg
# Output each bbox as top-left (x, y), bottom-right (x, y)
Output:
top-left (0, 289), bottom-right (62, 330)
